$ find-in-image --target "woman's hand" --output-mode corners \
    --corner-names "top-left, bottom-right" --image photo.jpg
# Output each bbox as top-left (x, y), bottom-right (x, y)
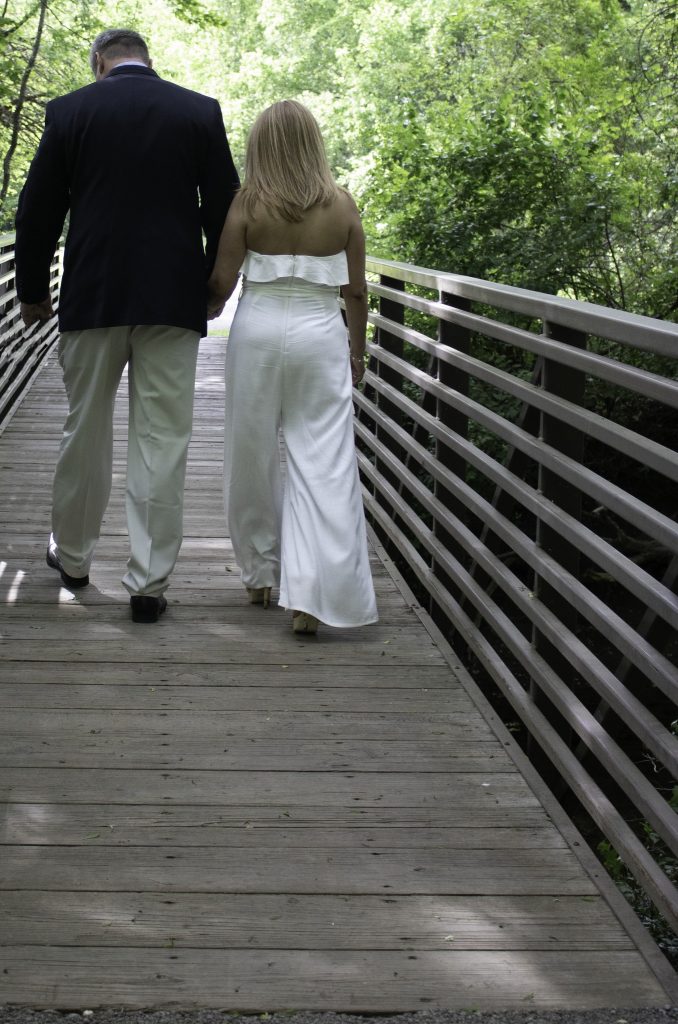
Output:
top-left (350, 351), bottom-right (365, 386)
top-left (207, 292), bottom-right (226, 320)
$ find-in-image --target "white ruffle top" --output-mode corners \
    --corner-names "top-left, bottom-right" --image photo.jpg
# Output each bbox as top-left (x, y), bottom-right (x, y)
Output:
top-left (241, 250), bottom-right (349, 287)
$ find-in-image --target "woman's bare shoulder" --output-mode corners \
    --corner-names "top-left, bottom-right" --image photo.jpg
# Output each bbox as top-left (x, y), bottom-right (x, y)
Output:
top-left (334, 188), bottom-right (360, 214)
top-left (317, 190), bottom-right (360, 236)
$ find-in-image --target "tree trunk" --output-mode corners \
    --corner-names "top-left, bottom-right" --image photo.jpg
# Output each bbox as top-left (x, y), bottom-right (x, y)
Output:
top-left (0, 0), bottom-right (48, 209)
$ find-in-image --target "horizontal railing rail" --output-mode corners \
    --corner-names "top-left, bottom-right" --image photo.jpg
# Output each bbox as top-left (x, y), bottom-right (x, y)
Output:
top-left (357, 255), bottom-right (678, 939)
top-left (0, 232), bottom-right (61, 434)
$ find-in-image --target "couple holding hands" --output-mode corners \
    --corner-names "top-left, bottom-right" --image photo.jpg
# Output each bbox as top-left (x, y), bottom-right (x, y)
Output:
top-left (16, 29), bottom-right (377, 635)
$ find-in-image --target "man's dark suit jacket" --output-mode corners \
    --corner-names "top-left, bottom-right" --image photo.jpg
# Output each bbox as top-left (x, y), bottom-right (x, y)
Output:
top-left (15, 64), bottom-right (240, 337)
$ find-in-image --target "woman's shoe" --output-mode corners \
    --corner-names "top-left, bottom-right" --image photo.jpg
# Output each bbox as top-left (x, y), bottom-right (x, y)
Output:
top-left (292, 611), bottom-right (319, 635)
top-left (247, 586), bottom-right (271, 608)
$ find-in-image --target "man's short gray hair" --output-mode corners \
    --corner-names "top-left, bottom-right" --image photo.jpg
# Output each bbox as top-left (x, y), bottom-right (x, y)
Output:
top-left (89, 29), bottom-right (150, 74)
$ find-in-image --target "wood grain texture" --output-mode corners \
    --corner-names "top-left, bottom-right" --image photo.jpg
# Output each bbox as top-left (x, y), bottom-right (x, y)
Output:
top-left (0, 947), bottom-right (666, 1010)
top-left (0, 339), bottom-right (670, 1010)
top-left (0, 845), bottom-right (597, 895)
top-left (0, 891), bottom-right (625, 949)
top-left (1, 804), bottom-right (560, 847)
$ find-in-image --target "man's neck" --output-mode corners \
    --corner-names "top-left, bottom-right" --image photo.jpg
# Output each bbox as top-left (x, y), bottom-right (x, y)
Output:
top-left (96, 55), bottom-right (153, 81)
top-left (110, 60), bottom-right (149, 69)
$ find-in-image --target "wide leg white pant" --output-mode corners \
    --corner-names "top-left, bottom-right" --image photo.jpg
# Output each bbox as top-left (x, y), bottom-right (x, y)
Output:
top-left (53, 325), bottom-right (200, 595)
top-left (224, 278), bottom-right (377, 628)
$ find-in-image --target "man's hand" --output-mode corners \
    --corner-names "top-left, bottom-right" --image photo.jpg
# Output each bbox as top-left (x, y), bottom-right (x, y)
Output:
top-left (20, 297), bottom-right (54, 327)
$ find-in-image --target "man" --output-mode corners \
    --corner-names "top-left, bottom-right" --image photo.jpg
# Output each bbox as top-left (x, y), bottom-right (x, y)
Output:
top-left (15, 29), bottom-right (240, 622)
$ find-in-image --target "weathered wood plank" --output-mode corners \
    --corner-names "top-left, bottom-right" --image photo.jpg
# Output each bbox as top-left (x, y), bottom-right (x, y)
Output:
top-left (1, 687), bottom-right (473, 718)
top-left (0, 639), bottom-right (443, 665)
top-left (2, 734), bottom-right (509, 772)
top-left (0, 606), bottom-right (415, 645)
top-left (0, 710), bottom-right (491, 742)
top-left (0, 844), bottom-right (597, 894)
top-left (0, 947), bottom-right (666, 1010)
top-left (0, 892), bottom-right (627, 949)
top-left (0, 804), bottom-right (558, 846)
top-left (0, 685), bottom-right (471, 712)
top-left (0, 802), bottom-right (553, 833)
top-left (0, 662), bottom-right (453, 689)
top-left (1, 769), bottom-right (537, 806)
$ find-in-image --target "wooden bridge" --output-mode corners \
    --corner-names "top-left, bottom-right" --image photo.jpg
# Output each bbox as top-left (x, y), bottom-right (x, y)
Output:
top-left (1, 234), bottom-right (677, 1010)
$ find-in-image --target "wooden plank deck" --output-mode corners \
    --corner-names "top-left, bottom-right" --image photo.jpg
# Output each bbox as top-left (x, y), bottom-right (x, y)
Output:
top-left (0, 337), bottom-right (674, 1011)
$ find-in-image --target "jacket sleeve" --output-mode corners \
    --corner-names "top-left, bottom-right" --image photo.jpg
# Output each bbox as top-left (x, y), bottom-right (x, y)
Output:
top-left (14, 100), bottom-right (70, 304)
top-left (199, 99), bottom-right (240, 276)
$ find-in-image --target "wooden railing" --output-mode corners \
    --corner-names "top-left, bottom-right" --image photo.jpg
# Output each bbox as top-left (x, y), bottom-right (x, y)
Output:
top-left (358, 256), bottom-right (678, 936)
top-left (0, 232), bottom-right (60, 434)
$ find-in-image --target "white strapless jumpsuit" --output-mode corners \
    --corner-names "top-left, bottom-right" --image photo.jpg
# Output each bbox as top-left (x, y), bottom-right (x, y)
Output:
top-left (224, 250), bottom-right (378, 628)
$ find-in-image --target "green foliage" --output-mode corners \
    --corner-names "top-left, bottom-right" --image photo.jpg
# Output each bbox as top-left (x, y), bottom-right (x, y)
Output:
top-left (347, 0), bottom-right (678, 318)
top-left (1, 0), bottom-right (676, 320)
top-left (597, 786), bottom-right (678, 964)
top-left (165, 0), bottom-right (226, 28)
top-left (0, 0), bottom-right (102, 215)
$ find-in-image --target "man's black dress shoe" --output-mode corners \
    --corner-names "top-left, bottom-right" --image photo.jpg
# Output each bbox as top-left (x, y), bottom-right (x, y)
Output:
top-left (130, 595), bottom-right (168, 623)
top-left (46, 546), bottom-right (89, 589)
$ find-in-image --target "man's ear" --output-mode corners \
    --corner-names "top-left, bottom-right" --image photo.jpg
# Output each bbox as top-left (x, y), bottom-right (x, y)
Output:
top-left (148, 58), bottom-right (153, 69)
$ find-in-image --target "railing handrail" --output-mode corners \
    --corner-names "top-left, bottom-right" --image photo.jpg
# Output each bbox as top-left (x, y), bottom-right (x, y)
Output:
top-left (366, 255), bottom-right (678, 356)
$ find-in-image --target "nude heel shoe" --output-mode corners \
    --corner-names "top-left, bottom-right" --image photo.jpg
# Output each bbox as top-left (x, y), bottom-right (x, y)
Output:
top-left (247, 586), bottom-right (272, 608)
top-left (292, 611), bottom-right (319, 635)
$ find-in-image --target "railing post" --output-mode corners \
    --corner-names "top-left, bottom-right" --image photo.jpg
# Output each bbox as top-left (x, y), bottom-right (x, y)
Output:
top-left (374, 274), bottom-right (406, 497)
top-left (376, 274), bottom-right (405, 413)
top-left (431, 292), bottom-right (471, 628)
top-left (530, 321), bottom-right (587, 774)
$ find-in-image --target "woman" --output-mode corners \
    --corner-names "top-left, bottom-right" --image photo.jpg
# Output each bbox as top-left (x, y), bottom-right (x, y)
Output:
top-left (207, 100), bottom-right (378, 635)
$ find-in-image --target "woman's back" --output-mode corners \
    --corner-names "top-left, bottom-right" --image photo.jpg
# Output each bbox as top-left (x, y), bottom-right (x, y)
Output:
top-left (244, 193), bottom-right (353, 257)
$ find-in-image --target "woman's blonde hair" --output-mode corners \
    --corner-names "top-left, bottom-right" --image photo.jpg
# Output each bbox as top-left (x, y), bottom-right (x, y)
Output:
top-left (240, 100), bottom-right (340, 222)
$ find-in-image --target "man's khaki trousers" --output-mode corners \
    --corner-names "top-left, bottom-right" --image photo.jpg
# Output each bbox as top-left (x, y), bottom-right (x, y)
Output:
top-left (52, 325), bottom-right (200, 596)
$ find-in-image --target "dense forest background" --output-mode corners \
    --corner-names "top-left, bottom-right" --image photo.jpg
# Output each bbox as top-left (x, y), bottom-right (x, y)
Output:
top-left (1, 0), bottom-right (676, 317)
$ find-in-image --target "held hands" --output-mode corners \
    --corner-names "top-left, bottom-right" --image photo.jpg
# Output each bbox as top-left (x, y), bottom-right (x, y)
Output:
top-left (20, 297), bottom-right (54, 327)
top-left (206, 289), bottom-right (226, 321)
top-left (207, 300), bottom-right (226, 321)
